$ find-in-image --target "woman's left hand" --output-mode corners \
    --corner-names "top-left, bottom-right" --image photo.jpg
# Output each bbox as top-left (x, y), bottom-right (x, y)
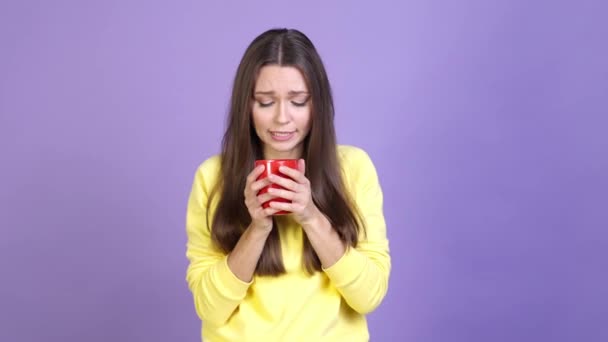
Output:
top-left (267, 159), bottom-right (320, 226)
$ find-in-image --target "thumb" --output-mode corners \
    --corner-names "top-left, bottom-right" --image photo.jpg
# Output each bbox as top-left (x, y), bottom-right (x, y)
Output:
top-left (298, 159), bottom-right (306, 174)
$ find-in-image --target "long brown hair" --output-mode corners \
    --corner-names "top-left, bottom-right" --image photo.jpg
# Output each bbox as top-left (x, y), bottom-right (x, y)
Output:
top-left (208, 28), bottom-right (364, 275)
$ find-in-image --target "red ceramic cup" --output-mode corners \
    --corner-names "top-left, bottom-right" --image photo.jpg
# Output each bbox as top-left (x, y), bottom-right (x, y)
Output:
top-left (255, 159), bottom-right (299, 215)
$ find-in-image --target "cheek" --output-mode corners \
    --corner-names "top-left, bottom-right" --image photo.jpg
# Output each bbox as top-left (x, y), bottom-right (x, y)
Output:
top-left (300, 109), bottom-right (312, 128)
top-left (251, 109), bottom-right (263, 127)
top-left (251, 112), bottom-right (262, 135)
top-left (251, 110), bottom-right (273, 136)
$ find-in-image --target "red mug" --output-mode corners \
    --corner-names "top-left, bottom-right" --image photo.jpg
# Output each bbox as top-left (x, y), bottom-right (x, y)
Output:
top-left (255, 159), bottom-right (299, 215)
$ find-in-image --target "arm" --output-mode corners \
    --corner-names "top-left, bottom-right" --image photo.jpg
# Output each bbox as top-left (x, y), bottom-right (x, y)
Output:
top-left (301, 213), bottom-right (346, 268)
top-left (313, 149), bottom-right (390, 314)
top-left (185, 161), bottom-right (276, 325)
top-left (185, 164), bottom-right (250, 326)
top-left (227, 225), bottom-right (271, 282)
top-left (267, 149), bottom-right (391, 314)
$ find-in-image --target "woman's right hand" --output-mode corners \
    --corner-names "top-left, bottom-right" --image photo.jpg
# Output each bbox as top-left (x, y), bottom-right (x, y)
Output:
top-left (244, 164), bottom-right (279, 232)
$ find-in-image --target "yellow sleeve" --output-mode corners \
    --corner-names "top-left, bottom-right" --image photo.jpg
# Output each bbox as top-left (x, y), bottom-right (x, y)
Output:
top-left (323, 148), bottom-right (391, 314)
top-left (185, 158), bottom-right (252, 325)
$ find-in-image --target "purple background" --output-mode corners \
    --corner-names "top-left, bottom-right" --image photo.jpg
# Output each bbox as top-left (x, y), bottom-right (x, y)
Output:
top-left (1, 1), bottom-right (607, 341)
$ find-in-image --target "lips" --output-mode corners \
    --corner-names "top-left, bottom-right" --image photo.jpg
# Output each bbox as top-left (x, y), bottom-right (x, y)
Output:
top-left (270, 131), bottom-right (295, 136)
top-left (269, 130), bottom-right (295, 141)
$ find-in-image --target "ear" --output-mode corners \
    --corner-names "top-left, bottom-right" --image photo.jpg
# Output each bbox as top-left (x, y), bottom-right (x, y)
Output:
top-left (298, 159), bottom-right (306, 174)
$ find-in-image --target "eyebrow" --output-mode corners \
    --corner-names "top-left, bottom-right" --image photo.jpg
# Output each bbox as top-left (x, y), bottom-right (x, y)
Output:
top-left (254, 91), bottom-right (309, 96)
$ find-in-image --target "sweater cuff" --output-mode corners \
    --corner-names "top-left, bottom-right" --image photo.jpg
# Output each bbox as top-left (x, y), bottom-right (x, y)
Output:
top-left (322, 247), bottom-right (367, 287)
top-left (216, 255), bottom-right (253, 299)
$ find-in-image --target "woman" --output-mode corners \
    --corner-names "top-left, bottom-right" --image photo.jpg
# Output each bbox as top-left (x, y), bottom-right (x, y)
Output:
top-left (185, 28), bottom-right (390, 341)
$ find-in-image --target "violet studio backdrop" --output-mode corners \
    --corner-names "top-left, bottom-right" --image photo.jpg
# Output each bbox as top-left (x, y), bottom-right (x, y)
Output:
top-left (0, 0), bottom-right (606, 341)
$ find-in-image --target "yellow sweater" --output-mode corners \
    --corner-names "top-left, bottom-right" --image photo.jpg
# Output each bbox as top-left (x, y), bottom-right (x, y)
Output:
top-left (185, 145), bottom-right (390, 342)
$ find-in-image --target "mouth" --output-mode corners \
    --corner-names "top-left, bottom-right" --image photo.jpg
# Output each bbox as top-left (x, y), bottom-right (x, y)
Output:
top-left (269, 130), bottom-right (296, 141)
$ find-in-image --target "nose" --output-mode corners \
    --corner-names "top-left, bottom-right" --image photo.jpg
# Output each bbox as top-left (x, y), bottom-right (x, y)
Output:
top-left (274, 100), bottom-right (290, 124)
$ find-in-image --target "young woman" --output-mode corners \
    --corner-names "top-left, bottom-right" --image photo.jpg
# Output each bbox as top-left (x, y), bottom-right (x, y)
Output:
top-left (185, 28), bottom-right (390, 341)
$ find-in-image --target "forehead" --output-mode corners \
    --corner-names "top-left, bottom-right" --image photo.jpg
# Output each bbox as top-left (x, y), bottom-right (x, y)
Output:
top-left (254, 65), bottom-right (308, 92)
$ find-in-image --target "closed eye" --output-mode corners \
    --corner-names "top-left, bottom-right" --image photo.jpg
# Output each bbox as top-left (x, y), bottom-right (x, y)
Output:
top-left (258, 101), bottom-right (274, 108)
top-left (291, 97), bottom-right (310, 107)
top-left (256, 98), bottom-right (309, 107)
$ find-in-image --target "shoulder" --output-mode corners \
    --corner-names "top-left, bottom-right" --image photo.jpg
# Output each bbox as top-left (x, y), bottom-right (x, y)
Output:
top-left (336, 146), bottom-right (383, 210)
top-left (336, 144), bottom-right (379, 188)
top-left (337, 144), bottom-right (375, 170)
top-left (197, 154), bottom-right (221, 176)
top-left (192, 154), bottom-right (222, 193)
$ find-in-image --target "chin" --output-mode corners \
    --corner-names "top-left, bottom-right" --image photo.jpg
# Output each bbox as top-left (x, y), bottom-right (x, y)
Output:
top-left (265, 141), bottom-right (303, 156)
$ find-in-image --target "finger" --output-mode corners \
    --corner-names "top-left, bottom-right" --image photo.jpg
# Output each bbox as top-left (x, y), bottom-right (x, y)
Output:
top-left (254, 205), bottom-right (279, 218)
top-left (247, 164), bottom-right (265, 184)
top-left (257, 192), bottom-right (279, 204)
top-left (278, 165), bottom-right (307, 184)
top-left (298, 159), bottom-right (305, 174)
top-left (269, 201), bottom-right (293, 212)
top-left (263, 207), bottom-right (281, 216)
top-left (245, 197), bottom-right (260, 212)
top-left (267, 187), bottom-right (296, 201)
top-left (269, 174), bottom-right (300, 191)
top-left (251, 178), bottom-right (272, 192)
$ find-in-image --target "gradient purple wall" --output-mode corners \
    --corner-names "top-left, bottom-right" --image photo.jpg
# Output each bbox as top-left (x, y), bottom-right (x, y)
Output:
top-left (1, 1), bottom-right (606, 341)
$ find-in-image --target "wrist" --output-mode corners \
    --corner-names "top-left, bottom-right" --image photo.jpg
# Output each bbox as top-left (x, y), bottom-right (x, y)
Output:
top-left (302, 209), bottom-right (329, 232)
top-left (248, 222), bottom-right (272, 237)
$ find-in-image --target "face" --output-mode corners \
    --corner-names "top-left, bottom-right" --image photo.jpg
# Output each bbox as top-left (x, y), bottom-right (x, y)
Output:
top-left (252, 65), bottom-right (312, 160)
